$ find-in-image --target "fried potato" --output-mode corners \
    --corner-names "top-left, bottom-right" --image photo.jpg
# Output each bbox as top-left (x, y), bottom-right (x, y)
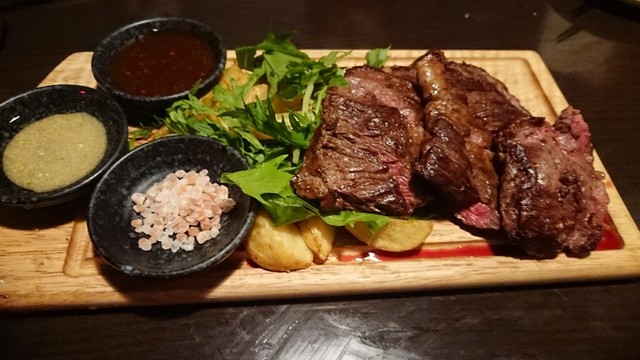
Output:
top-left (346, 218), bottom-right (434, 252)
top-left (298, 216), bottom-right (336, 263)
top-left (199, 90), bottom-right (216, 108)
top-left (244, 209), bottom-right (314, 271)
top-left (244, 83), bottom-right (269, 104)
top-left (219, 63), bottom-right (250, 88)
top-left (272, 95), bottom-right (302, 113)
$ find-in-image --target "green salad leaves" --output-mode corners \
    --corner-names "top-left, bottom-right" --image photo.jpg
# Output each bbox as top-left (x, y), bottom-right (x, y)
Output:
top-left (163, 33), bottom-right (392, 232)
top-left (365, 45), bottom-right (391, 68)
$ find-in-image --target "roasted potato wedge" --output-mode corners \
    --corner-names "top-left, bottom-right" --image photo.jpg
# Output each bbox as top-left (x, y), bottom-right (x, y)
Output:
top-left (298, 216), bottom-right (336, 263)
top-left (244, 83), bottom-right (269, 103)
top-left (219, 63), bottom-right (250, 88)
top-left (271, 94), bottom-right (302, 113)
top-left (244, 209), bottom-right (314, 271)
top-left (346, 218), bottom-right (434, 252)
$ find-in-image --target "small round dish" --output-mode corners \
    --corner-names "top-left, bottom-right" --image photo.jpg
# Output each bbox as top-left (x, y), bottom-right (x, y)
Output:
top-left (87, 135), bottom-right (256, 278)
top-left (91, 17), bottom-right (226, 124)
top-left (0, 84), bottom-right (128, 208)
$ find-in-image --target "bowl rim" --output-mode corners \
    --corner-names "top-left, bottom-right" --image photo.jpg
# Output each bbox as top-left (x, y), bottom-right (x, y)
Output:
top-left (87, 134), bottom-right (257, 278)
top-left (91, 17), bottom-right (227, 103)
top-left (0, 84), bottom-right (129, 208)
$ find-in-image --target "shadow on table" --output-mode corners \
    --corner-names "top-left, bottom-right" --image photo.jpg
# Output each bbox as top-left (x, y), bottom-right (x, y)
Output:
top-left (0, 195), bottom-right (85, 230)
top-left (549, 0), bottom-right (640, 43)
top-left (95, 254), bottom-right (246, 315)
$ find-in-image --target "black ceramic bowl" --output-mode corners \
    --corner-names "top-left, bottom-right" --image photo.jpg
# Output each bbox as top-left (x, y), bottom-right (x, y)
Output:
top-left (0, 85), bottom-right (128, 208)
top-left (87, 135), bottom-right (256, 278)
top-left (91, 17), bottom-right (226, 124)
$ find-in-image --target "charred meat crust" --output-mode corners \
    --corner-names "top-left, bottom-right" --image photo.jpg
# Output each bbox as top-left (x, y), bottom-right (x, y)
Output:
top-left (291, 66), bottom-right (425, 216)
top-left (412, 49), bottom-right (529, 229)
top-left (496, 108), bottom-right (609, 258)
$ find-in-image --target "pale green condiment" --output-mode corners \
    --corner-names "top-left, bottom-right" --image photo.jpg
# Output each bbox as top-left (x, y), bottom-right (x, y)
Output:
top-left (2, 112), bottom-right (107, 192)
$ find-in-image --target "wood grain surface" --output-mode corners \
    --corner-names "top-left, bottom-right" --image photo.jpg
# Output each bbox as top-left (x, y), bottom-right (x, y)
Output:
top-left (1, 50), bottom-right (638, 311)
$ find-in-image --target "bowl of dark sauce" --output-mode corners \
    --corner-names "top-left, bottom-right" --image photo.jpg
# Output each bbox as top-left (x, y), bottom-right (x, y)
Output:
top-left (91, 17), bottom-right (226, 125)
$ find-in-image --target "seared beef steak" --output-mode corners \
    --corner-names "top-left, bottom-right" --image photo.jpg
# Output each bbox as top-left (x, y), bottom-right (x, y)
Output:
top-left (444, 60), bottom-right (532, 132)
top-left (496, 107), bottom-right (609, 258)
top-left (412, 50), bottom-right (527, 229)
top-left (338, 66), bottom-right (425, 160)
top-left (382, 65), bottom-right (418, 87)
top-left (292, 51), bottom-right (610, 259)
top-left (291, 67), bottom-right (425, 216)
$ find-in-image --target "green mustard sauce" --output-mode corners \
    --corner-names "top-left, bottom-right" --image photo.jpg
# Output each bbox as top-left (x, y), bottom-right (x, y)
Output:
top-left (2, 112), bottom-right (107, 192)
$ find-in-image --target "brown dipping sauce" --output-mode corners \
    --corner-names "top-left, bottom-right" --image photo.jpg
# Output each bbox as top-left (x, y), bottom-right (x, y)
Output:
top-left (109, 30), bottom-right (216, 97)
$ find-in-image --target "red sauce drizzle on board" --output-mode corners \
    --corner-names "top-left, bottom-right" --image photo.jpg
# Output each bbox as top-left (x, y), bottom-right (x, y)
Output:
top-left (109, 30), bottom-right (216, 97)
top-left (337, 214), bottom-right (624, 263)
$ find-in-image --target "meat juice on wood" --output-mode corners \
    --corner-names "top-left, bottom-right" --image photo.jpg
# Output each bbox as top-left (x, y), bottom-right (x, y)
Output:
top-left (109, 30), bottom-right (216, 96)
top-left (2, 112), bottom-right (107, 192)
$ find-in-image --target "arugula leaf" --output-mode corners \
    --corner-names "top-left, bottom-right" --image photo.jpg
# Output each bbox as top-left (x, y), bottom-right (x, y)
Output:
top-left (211, 78), bottom-right (252, 112)
top-left (127, 126), bottom-right (155, 149)
top-left (198, 33), bottom-right (347, 167)
top-left (221, 156), bottom-right (313, 225)
top-left (165, 94), bottom-right (273, 166)
top-left (220, 156), bottom-right (293, 205)
top-left (366, 46), bottom-right (391, 68)
top-left (236, 32), bottom-right (309, 70)
top-left (221, 97), bottom-right (313, 150)
top-left (261, 52), bottom-right (307, 97)
top-left (321, 211), bottom-right (389, 233)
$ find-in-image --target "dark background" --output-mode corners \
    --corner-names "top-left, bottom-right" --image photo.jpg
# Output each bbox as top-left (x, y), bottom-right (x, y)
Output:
top-left (1, 1), bottom-right (639, 359)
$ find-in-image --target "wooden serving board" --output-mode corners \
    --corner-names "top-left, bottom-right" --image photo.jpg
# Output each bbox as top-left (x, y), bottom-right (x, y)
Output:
top-left (1, 50), bottom-right (639, 311)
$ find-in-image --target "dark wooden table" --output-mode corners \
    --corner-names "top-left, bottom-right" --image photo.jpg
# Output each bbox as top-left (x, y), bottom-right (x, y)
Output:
top-left (1, 0), bottom-right (639, 359)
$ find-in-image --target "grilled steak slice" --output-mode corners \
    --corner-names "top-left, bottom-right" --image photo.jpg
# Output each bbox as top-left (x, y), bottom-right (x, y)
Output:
top-left (337, 66), bottom-right (424, 160)
top-left (291, 67), bottom-right (425, 216)
top-left (445, 60), bottom-right (532, 132)
top-left (496, 107), bottom-right (609, 258)
top-left (382, 65), bottom-right (419, 87)
top-left (413, 50), bottom-right (509, 229)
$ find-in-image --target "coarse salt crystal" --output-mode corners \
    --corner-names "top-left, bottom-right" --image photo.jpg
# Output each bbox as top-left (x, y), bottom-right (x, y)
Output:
top-left (130, 169), bottom-right (235, 252)
top-left (131, 193), bottom-right (146, 205)
top-left (170, 239), bottom-right (182, 253)
top-left (161, 236), bottom-right (172, 250)
top-left (138, 238), bottom-right (152, 251)
top-left (196, 230), bottom-right (211, 244)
